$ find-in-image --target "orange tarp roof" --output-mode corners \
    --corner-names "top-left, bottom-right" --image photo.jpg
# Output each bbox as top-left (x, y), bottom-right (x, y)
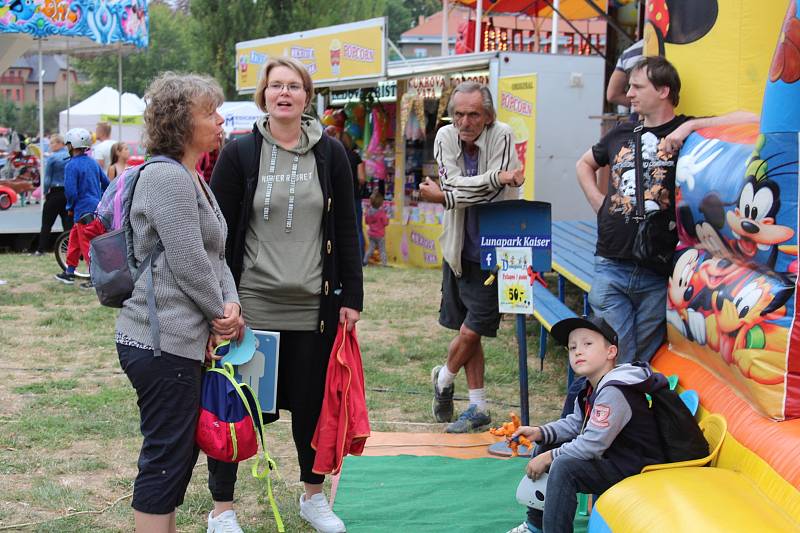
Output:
top-left (453, 0), bottom-right (607, 20)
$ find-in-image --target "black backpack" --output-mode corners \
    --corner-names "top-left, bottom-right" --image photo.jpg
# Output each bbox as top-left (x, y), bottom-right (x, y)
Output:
top-left (627, 368), bottom-right (709, 463)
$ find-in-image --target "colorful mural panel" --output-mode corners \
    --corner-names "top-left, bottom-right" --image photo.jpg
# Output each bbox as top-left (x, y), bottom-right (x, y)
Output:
top-left (666, 1), bottom-right (800, 420)
top-left (0, 0), bottom-right (148, 48)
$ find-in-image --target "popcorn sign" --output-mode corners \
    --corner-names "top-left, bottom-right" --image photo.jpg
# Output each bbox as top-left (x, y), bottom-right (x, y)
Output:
top-left (344, 43), bottom-right (375, 63)
top-left (501, 92), bottom-right (533, 116)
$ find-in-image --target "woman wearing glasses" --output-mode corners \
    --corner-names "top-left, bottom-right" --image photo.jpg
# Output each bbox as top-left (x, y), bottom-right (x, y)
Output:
top-left (208, 56), bottom-right (363, 533)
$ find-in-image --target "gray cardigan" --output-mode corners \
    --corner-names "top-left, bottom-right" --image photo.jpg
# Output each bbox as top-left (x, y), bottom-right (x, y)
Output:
top-left (116, 162), bottom-right (239, 361)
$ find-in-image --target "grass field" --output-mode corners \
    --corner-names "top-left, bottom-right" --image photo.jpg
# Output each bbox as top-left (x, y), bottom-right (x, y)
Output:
top-left (0, 254), bottom-right (580, 532)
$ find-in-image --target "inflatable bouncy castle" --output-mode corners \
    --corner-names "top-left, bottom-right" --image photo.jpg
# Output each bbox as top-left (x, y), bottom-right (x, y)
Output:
top-left (589, 1), bottom-right (800, 530)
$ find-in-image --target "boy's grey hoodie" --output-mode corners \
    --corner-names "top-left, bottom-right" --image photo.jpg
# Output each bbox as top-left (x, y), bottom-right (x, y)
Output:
top-left (537, 364), bottom-right (658, 466)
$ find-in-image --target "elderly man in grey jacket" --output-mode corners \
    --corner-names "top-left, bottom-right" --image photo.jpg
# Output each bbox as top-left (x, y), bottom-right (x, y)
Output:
top-left (420, 81), bottom-right (524, 433)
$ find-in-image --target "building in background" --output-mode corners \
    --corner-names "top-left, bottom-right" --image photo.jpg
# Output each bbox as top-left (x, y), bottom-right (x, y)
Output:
top-left (0, 55), bottom-right (81, 105)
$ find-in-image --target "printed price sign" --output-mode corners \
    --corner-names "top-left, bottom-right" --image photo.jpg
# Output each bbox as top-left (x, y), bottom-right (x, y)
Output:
top-left (497, 247), bottom-right (534, 314)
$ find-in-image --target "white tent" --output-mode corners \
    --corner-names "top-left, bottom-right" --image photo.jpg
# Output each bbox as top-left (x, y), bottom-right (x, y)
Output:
top-left (218, 101), bottom-right (263, 135)
top-left (58, 87), bottom-right (145, 144)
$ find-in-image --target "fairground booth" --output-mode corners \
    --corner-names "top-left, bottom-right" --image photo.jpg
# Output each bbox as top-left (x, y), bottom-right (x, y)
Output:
top-left (235, 9), bottom-right (607, 268)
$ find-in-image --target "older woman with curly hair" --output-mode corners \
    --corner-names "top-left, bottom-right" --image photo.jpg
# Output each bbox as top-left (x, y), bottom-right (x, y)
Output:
top-left (115, 72), bottom-right (241, 533)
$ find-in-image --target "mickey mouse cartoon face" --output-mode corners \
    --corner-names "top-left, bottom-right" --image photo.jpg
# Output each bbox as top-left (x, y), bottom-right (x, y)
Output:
top-left (644, 0), bottom-right (719, 56)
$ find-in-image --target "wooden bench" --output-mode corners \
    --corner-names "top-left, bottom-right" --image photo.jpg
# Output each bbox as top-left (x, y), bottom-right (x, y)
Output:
top-left (551, 220), bottom-right (596, 325)
top-left (531, 281), bottom-right (577, 376)
top-left (546, 220), bottom-right (597, 383)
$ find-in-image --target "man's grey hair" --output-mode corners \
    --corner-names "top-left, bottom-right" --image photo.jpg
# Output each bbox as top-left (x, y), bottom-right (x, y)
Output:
top-left (447, 81), bottom-right (496, 125)
top-left (49, 133), bottom-right (64, 144)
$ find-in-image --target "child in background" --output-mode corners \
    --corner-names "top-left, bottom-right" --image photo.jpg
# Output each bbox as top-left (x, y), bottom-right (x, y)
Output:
top-left (106, 141), bottom-right (130, 180)
top-left (507, 315), bottom-right (664, 533)
top-left (363, 190), bottom-right (389, 266)
top-left (55, 128), bottom-right (109, 288)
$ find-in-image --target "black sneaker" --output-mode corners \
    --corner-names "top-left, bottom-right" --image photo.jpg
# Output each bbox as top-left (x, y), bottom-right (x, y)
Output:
top-left (54, 272), bottom-right (75, 284)
top-left (431, 365), bottom-right (455, 422)
top-left (79, 281), bottom-right (94, 290)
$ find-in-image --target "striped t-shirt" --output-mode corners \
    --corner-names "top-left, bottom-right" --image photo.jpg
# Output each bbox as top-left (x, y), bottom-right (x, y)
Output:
top-left (615, 39), bottom-right (644, 73)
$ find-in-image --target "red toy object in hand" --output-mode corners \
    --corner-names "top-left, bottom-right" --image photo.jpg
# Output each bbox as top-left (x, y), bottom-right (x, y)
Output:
top-left (489, 412), bottom-right (532, 457)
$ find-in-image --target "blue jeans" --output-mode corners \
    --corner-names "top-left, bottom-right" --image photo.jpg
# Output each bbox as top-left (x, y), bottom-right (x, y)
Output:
top-left (588, 256), bottom-right (666, 364)
top-left (525, 445), bottom-right (625, 533)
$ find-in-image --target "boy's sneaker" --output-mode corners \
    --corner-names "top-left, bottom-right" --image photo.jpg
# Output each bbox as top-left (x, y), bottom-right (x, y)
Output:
top-left (445, 404), bottom-right (491, 433)
top-left (54, 271), bottom-right (74, 284)
top-left (207, 510), bottom-right (243, 533)
top-left (507, 522), bottom-right (543, 533)
top-left (79, 280), bottom-right (94, 290)
top-left (431, 365), bottom-right (455, 422)
top-left (299, 493), bottom-right (346, 533)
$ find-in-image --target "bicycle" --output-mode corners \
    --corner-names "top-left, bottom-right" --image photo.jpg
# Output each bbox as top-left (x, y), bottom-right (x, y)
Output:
top-left (54, 229), bottom-right (91, 279)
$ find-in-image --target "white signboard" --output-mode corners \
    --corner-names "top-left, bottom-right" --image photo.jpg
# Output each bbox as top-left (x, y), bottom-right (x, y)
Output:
top-left (497, 247), bottom-right (534, 315)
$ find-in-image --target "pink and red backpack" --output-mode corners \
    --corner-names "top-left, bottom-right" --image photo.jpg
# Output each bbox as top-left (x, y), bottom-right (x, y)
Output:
top-left (196, 361), bottom-right (285, 531)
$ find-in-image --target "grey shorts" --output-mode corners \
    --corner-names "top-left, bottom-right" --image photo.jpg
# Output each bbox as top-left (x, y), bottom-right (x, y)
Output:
top-left (439, 260), bottom-right (501, 338)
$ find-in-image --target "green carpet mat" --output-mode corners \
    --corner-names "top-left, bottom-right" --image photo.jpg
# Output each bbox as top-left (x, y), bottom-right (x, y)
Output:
top-left (333, 455), bottom-right (589, 533)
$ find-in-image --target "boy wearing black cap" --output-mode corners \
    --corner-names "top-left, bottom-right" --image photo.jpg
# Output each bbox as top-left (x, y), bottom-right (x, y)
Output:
top-left (506, 315), bottom-right (664, 533)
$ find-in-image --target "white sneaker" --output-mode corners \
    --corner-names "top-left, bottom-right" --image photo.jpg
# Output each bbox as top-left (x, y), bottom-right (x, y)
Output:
top-left (207, 510), bottom-right (244, 533)
top-left (299, 492), bottom-right (346, 533)
top-left (506, 522), bottom-right (542, 533)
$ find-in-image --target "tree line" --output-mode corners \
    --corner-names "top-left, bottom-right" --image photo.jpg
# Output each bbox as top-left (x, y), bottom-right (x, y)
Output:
top-left (76, 0), bottom-right (440, 99)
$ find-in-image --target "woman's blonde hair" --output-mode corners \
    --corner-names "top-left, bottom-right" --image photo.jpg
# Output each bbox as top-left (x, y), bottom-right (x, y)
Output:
top-left (142, 72), bottom-right (223, 160)
top-left (254, 57), bottom-right (314, 113)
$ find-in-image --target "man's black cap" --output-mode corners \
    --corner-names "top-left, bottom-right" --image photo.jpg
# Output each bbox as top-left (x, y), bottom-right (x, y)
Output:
top-left (551, 315), bottom-right (618, 347)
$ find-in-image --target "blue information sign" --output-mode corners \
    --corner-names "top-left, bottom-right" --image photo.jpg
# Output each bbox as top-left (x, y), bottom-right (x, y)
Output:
top-left (476, 200), bottom-right (552, 272)
top-left (234, 330), bottom-right (280, 414)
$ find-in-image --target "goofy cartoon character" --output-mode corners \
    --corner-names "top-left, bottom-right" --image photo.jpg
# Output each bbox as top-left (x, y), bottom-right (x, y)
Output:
top-left (726, 135), bottom-right (795, 269)
top-left (706, 271), bottom-right (793, 384)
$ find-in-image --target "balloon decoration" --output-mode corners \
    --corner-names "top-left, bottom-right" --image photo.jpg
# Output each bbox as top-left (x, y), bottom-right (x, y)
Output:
top-left (324, 89), bottom-right (394, 181)
top-left (346, 122), bottom-right (362, 143)
top-left (363, 108), bottom-right (388, 180)
top-left (321, 109), bottom-right (337, 127)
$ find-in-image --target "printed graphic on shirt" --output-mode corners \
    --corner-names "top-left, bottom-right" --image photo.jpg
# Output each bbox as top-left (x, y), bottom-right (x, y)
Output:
top-left (261, 171), bottom-right (314, 183)
top-left (589, 404), bottom-right (612, 428)
top-left (608, 131), bottom-right (675, 222)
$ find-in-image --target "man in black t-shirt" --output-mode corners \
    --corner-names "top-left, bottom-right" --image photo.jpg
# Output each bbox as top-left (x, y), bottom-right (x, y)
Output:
top-left (576, 56), bottom-right (756, 363)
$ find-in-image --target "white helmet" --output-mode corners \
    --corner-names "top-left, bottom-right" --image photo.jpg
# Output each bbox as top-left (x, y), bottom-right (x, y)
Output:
top-left (516, 473), bottom-right (548, 511)
top-left (65, 128), bottom-right (92, 149)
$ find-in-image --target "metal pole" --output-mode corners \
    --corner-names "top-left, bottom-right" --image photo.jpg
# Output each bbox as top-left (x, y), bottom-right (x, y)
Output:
top-left (66, 41), bottom-right (70, 130)
top-left (38, 38), bottom-right (45, 212)
top-left (488, 311), bottom-right (532, 456)
top-left (582, 0), bottom-right (635, 45)
top-left (474, 0), bottom-right (483, 54)
top-left (542, 0), bottom-right (606, 58)
top-left (441, 0), bottom-right (449, 56)
top-left (117, 44), bottom-right (122, 141)
top-left (516, 314), bottom-right (530, 425)
top-left (551, 0), bottom-right (559, 54)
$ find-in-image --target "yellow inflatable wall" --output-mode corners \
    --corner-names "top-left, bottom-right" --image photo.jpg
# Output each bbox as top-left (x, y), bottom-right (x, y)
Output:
top-left (644, 0), bottom-right (790, 117)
